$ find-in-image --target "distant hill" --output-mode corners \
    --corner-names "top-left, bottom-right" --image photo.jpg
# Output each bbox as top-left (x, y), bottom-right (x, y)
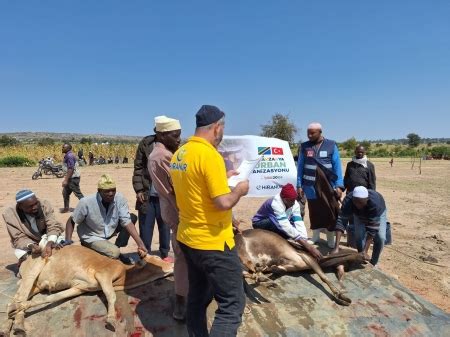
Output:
top-left (0, 132), bottom-right (143, 144)
top-left (368, 137), bottom-right (450, 145)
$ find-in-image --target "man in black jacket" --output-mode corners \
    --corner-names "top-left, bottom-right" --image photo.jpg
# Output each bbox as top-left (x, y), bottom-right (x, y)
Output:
top-left (343, 145), bottom-right (377, 248)
top-left (344, 145), bottom-right (376, 192)
top-left (132, 133), bottom-right (171, 260)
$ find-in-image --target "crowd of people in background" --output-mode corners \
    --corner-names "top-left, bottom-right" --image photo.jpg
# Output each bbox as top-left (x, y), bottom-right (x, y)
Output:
top-left (3, 105), bottom-right (392, 337)
top-left (78, 149), bottom-right (129, 166)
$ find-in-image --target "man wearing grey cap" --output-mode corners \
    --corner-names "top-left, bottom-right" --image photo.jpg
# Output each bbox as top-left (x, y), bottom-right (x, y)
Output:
top-left (2, 190), bottom-right (65, 264)
top-left (331, 186), bottom-right (388, 266)
top-left (170, 105), bottom-right (249, 337)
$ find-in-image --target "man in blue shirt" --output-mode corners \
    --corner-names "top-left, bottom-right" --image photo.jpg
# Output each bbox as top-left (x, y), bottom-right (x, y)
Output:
top-left (331, 186), bottom-right (388, 266)
top-left (296, 123), bottom-right (344, 248)
top-left (61, 143), bottom-right (84, 213)
top-left (65, 174), bottom-right (147, 262)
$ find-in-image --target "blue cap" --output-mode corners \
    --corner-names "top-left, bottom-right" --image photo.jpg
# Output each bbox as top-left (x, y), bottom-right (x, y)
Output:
top-left (196, 105), bottom-right (225, 128)
top-left (16, 189), bottom-right (35, 203)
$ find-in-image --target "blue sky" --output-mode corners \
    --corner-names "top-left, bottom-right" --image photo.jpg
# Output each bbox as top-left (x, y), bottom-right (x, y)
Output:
top-left (1, 1), bottom-right (449, 142)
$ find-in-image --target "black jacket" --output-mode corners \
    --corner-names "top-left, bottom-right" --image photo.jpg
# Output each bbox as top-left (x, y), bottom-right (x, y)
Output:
top-left (344, 160), bottom-right (376, 192)
top-left (132, 135), bottom-right (156, 212)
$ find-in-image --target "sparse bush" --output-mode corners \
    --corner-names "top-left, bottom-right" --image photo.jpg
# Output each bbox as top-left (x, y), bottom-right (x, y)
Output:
top-left (0, 135), bottom-right (19, 147)
top-left (430, 146), bottom-right (450, 159)
top-left (0, 156), bottom-right (35, 167)
top-left (370, 148), bottom-right (390, 157)
top-left (37, 137), bottom-right (55, 146)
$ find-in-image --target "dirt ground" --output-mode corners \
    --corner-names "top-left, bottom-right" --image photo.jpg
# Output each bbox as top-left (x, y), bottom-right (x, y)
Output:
top-left (0, 158), bottom-right (449, 312)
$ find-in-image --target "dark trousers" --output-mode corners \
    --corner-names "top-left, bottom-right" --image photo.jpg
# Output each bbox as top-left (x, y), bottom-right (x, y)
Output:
top-left (179, 242), bottom-right (245, 337)
top-left (252, 218), bottom-right (290, 240)
top-left (62, 177), bottom-right (84, 208)
top-left (139, 196), bottom-right (170, 257)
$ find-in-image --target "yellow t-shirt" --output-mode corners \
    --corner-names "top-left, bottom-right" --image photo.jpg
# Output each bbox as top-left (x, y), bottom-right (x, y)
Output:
top-left (170, 136), bottom-right (233, 250)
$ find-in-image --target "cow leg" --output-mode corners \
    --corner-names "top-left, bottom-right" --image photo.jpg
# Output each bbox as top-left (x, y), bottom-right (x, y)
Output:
top-left (12, 311), bottom-right (25, 336)
top-left (298, 253), bottom-right (351, 306)
top-left (0, 318), bottom-right (13, 337)
top-left (19, 287), bottom-right (85, 313)
top-left (94, 273), bottom-right (117, 331)
top-left (9, 287), bottom-right (85, 336)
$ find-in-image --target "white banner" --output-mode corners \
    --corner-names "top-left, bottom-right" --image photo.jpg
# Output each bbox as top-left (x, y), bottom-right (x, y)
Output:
top-left (218, 135), bottom-right (297, 197)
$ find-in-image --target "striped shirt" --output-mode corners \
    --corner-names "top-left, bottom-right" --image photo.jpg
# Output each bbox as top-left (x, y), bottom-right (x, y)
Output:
top-left (335, 190), bottom-right (386, 237)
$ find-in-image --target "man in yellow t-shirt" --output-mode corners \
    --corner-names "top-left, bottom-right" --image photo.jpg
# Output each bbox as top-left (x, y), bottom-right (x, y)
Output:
top-left (170, 105), bottom-right (249, 337)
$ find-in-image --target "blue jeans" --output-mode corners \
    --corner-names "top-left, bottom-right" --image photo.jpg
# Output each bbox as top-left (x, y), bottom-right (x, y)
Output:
top-left (179, 242), bottom-right (245, 337)
top-left (252, 218), bottom-right (289, 239)
top-left (354, 210), bottom-right (387, 266)
top-left (139, 196), bottom-right (170, 257)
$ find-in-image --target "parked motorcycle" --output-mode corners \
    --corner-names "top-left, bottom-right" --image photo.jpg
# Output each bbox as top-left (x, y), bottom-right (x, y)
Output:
top-left (32, 158), bottom-right (66, 180)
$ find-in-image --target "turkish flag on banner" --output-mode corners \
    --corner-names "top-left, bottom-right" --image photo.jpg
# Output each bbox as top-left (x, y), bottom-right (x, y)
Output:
top-left (272, 147), bottom-right (284, 155)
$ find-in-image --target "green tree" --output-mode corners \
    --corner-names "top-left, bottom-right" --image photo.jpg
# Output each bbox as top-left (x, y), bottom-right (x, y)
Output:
top-left (406, 133), bottom-right (421, 147)
top-left (0, 135), bottom-right (19, 147)
top-left (341, 137), bottom-right (357, 152)
top-left (80, 137), bottom-right (93, 144)
top-left (260, 113), bottom-right (298, 145)
top-left (37, 137), bottom-right (55, 146)
top-left (359, 140), bottom-right (371, 151)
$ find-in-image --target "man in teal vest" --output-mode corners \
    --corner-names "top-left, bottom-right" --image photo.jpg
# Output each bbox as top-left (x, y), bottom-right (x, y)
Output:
top-left (296, 122), bottom-right (344, 248)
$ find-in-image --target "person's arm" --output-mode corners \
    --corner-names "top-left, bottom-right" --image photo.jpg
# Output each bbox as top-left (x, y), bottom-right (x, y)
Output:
top-left (290, 202), bottom-right (323, 261)
top-left (331, 197), bottom-right (352, 254)
top-left (3, 211), bottom-right (36, 251)
top-left (41, 200), bottom-right (64, 241)
top-left (117, 195), bottom-right (148, 256)
top-left (213, 181), bottom-right (249, 210)
top-left (368, 162), bottom-right (376, 190)
top-left (132, 139), bottom-right (148, 203)
top-left (297, 238), bottom-right (323, 261)
top-left (271, 199), bottom-right (307, 240)
top-left (148, 155), bottom-right (174, 199)
top-left (65, 216), bottom-right (75, 243)
top-left (64, 200), bottom-right (87, 244)
top-left (62, 155), bottom-right (75, 187)
top-left (296, 149), bottom-right (305, 198)
top-left (205, 152), bottom-right (249, 211)
top-left (363, 236), bottom-right (374, 261)
top-left (123, 222), bottom-right (147, 257)
top-left (331, 144), bottom-right (344, 198)
top-left (343, 162), bottom-right (350, 192)
top-left (332, 214), bottom-right (350, 255)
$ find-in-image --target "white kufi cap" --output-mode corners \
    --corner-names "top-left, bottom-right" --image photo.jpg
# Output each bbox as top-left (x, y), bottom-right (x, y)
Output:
top-left (307, 122), bottom-right (322, 130)
top-left (154, 115), bottom-right (181, 132)
top-left (353, 186), bottom-right (369, 198)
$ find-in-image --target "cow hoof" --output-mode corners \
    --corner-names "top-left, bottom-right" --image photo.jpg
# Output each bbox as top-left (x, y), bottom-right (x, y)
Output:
top-left (13, 325), bottom-right (26, 336)
top-left (335, 293), bottom-right (352, 306)
top-left (105, 317), bottom-right (116, 332)
top-left (336, 265), bottom-right (345, 281)
top-left (0, 318), bottom-right (14, 336)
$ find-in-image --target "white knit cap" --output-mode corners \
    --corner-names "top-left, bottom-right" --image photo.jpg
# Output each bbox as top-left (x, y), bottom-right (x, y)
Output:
top-left (154, 115), bottom-right (181, 132)
top-left (307, 122), bottom-right (322, 130)
top-left (353, 186), bottom-right (369, 199)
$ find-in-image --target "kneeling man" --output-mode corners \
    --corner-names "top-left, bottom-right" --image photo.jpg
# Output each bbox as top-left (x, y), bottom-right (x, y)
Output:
top-left (3, 189), bottom-right (64, 263)
top-left (331, 186), bottom-right (387, 266)
top-left (252, 183), bottom-right (322, 261)
top-left (65, 174), bottom-right (147, 260)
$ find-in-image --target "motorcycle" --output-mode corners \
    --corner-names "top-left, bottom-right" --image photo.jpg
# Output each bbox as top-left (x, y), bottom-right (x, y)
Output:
top-left (32, 158), bottom-right (66, 180)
